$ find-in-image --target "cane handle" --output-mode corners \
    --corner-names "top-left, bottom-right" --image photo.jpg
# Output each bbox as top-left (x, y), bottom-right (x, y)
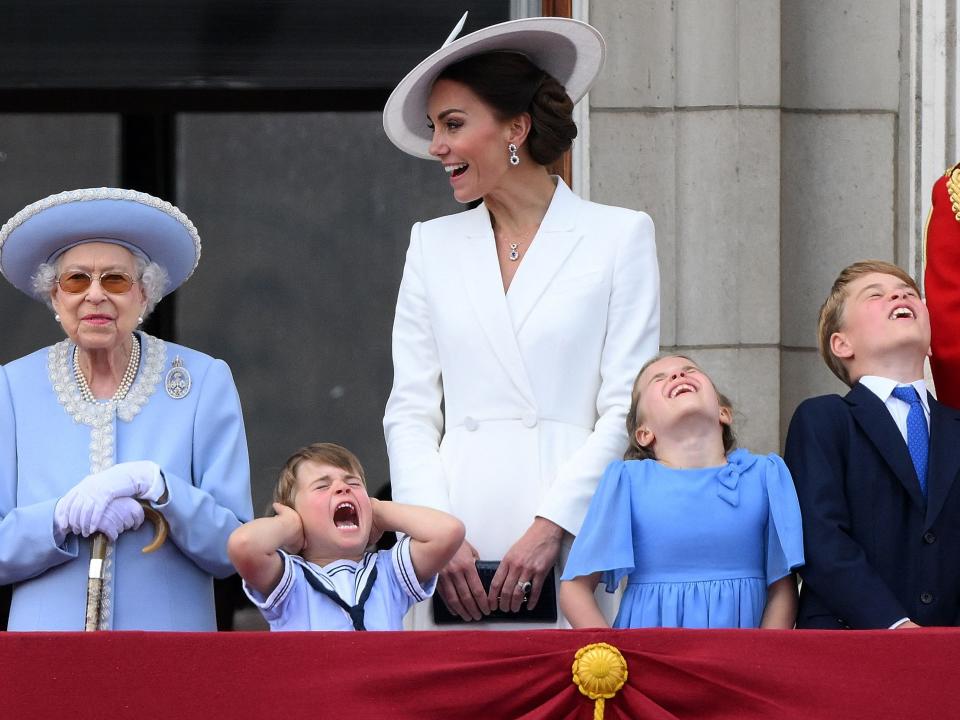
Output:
top-left (139, 502), bottom-right (169, 554)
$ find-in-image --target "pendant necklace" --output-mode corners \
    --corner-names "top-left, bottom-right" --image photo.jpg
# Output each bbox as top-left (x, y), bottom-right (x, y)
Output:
top-left (496, 222), bottom-right (534, 262)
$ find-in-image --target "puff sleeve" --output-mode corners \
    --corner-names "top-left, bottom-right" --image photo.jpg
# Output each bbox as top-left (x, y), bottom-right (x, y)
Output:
top-left (560, 459), bottom-right (637, 592)
top-left (761, 453), bottom-right (805, 585)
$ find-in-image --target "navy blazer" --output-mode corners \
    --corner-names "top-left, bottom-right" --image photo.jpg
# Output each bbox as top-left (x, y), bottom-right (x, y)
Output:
top-left (784, 382), bottom-right (960, 628)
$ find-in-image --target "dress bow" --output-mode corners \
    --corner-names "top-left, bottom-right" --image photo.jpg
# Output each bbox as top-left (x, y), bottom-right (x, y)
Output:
top-left (716, 448), bottom-right (758, 507)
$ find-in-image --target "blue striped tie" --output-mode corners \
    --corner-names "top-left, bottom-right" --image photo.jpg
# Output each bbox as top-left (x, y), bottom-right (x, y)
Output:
top-left (891, 385), bottom-right (929, 497)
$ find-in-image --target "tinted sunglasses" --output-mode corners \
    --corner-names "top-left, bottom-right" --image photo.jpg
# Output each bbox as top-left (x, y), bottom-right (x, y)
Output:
top-left (57, 271), bottom-right (137, 294)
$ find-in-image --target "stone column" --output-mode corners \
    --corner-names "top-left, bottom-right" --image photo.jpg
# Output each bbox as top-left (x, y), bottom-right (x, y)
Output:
top-left (589, 0), bottom-right (782, 453)
top-left (779, 1), bottom-right (903, 431)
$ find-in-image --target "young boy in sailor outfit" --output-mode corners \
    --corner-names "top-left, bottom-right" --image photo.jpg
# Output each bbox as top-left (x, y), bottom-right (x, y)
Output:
top-left (229, 443), bottom-right (464, 631)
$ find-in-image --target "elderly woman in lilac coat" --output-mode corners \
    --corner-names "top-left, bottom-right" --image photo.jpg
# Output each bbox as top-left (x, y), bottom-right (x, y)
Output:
top-left (0, 189), bottom-right (252, 630)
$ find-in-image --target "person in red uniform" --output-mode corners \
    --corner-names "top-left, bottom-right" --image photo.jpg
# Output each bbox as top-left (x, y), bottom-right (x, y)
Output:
top-left (924, 162), bottom-right (960, 408)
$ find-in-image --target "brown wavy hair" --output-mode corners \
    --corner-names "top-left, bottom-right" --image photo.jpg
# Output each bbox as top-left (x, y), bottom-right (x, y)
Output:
top-left (274, 442), bottom-right (366, 510)
top-left (625, 354), bottom-right (736, 461)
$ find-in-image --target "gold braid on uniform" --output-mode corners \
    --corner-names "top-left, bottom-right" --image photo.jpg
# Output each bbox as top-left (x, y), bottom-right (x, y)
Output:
top-left (945, 163), bottom-right (960, 223)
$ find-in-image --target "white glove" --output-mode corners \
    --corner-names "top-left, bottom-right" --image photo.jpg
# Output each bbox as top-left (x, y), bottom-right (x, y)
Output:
top-left (53, 496), bottom-right (146, 541)
top-left (95, 497), bottom-right (146, 541)
top-left (54, 461), bottom-right (165, 538)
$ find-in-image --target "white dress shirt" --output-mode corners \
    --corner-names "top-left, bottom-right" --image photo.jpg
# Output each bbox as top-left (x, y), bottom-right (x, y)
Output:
top-left (859, 376), bottom-right (931, 439)
top-left (858, 375), bottom-right (930, 629)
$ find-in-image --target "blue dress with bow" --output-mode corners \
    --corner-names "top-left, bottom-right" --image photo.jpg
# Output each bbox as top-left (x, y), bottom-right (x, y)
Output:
top-left (561, 449), bottom-right (804, 628)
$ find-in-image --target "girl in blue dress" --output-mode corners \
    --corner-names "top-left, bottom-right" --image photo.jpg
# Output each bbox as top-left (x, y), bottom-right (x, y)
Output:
top-left (560, 355), bottom-right (804, 629)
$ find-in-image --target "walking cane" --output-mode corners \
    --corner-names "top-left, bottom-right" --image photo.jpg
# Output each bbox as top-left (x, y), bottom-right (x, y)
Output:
top-left (84, 502), bottom-right (169, 631)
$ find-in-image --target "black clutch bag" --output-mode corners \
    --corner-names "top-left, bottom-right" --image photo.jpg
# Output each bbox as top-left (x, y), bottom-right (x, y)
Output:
top-left (432, 561), bottom-right (558, 624)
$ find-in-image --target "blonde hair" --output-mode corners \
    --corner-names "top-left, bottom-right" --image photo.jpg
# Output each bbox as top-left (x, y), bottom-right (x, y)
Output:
top-left (817, 260), bottom-right (920, 386)
top-left (274, 442), bottom-right (366, 509)
top-left (625, 354), bottom-right (736, 461)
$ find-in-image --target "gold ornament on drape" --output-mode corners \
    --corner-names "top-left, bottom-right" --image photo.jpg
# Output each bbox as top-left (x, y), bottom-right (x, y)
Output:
top-left (571, 642), bottom-right (628, 720)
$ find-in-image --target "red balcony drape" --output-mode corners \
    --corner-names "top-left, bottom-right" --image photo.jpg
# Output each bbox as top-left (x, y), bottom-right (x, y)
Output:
top-left (2, 628), bottom-right (957, 719)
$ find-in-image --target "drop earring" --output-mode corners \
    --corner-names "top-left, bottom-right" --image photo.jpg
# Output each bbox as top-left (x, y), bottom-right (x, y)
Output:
top-left (508, 143), bottom-right (520, 166)
top-left (137, 316), bottom-right (144, 325)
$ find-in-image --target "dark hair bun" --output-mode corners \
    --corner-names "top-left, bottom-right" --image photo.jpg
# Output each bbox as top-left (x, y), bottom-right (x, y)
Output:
top-left (527, 74), bottom-right (577, 165)
top-left (437, 51), bottom-right (578, 167)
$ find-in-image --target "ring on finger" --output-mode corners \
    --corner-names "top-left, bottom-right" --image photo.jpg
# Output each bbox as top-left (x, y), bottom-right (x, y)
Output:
top-left (517, 580), bottom-right (532, 594)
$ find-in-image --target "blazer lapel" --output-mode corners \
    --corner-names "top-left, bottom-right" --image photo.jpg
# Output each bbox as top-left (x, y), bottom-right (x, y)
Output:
top-left (925, 396), bottom-right (960, 527)
top-left (455, 205), bottom-right (536, 405)
top-left (506, 179), bottom-right (583, 333)
top-left (846, 383), bottom-right (926, 510)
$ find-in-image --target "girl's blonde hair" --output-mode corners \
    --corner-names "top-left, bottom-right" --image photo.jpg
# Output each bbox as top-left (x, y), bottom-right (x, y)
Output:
top-left (624, 354), bottom-right (736, 461)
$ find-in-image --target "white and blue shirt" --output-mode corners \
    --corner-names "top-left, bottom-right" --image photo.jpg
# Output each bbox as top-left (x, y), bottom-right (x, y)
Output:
top-left (244, 535), bottom-right (436, 631)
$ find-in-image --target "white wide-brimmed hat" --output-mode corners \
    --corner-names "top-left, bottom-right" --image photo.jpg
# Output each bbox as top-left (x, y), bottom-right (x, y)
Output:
top-left (0, 188), bottom-right (201, 299)
top-left (383, 13), bottom-right (606, 160)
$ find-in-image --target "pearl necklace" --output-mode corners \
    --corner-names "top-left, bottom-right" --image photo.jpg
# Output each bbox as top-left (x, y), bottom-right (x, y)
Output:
top-left (73, 334), bottom-right (141, 403)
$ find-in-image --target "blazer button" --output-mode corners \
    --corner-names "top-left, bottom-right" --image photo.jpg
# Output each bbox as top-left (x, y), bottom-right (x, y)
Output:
top-left (923, 531), bottom-right (937, 544)
top-left (463, 416), bottom-right (478, 432)
top-left (920, 592), bottom-right (934, 604)
top-left (521, 412), bottom-right (537, 428)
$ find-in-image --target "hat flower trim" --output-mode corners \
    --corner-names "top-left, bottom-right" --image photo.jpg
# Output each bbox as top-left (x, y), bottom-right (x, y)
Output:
top-left (0, 188), bottom-right (201, 274)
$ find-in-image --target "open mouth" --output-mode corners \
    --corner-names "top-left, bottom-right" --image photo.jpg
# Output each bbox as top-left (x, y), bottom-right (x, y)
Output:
top-left (668, 383), bottom-right (697, 398)
top-left (889, 307), bottom-right (915, 320)
top-left (333, 502), bottom-right (359, 530)
top-left (445, 162), bottom-right (469, 178)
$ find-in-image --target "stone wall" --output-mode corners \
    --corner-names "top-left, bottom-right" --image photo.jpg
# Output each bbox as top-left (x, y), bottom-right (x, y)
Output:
top-left (588, 0), bottom-right (907, 452)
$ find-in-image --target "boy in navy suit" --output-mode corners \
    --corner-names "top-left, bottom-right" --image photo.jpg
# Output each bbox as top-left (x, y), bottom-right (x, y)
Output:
top-left (785, 260), bottom-right (960, 629)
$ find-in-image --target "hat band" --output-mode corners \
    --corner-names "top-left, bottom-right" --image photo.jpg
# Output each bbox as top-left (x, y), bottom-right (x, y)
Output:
top-left (47, 238), bottom-right (150, 265)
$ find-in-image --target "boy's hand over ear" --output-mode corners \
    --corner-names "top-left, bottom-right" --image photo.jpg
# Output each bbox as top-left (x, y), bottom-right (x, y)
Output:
top-left (272, 503), bottom-right (305, 555)
top-left (368, 498), bottom-right (385, 547)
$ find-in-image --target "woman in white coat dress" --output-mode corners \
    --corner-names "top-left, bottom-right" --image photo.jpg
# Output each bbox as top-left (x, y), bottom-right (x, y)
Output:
top-left (382, 16), bottom-right (660, 628)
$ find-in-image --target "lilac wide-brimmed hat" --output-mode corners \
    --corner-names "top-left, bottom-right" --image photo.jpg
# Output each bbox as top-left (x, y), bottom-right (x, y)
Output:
top-left (383, 13), bottom-right (606, 160)
top-left (0, 188), bottom-right (201, 299)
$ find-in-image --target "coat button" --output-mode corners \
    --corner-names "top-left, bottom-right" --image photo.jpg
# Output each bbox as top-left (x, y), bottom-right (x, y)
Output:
top-left (521, 412), bottom-right (537, 428)
top-left (920, 592), bottom-right (934, 604)
top-left (923, 532), bottom-right (936, 544)
top-left (463, 416), bottom-right (478, 432)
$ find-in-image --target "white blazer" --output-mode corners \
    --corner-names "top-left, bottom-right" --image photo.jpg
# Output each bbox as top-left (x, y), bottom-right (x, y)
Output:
top-left (384, 178), bottom-right (659, 576)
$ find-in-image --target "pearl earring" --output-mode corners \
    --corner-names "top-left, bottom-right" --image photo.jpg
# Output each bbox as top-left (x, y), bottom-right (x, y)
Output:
top-left (54, 313), bottom-right (61, 322)
top-left (137, 316), bottom-right (143, 325)
top-left (508, 143), bottom-right (520, 166)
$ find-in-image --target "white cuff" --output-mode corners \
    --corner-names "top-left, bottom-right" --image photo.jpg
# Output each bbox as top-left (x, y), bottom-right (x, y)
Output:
top-left (143, 465), bottom-right (166, 502)
top-left (52, 497), bottom-right (70, 544)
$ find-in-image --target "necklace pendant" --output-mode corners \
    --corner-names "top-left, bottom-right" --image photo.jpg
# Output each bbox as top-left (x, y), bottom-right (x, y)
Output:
top-left (508, 242), bottom-right (520, 262)
top-left (165, 356), bottom-right (192, 399)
